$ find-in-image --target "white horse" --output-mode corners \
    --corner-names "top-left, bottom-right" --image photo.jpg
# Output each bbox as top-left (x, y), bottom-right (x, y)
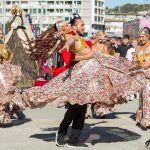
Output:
top-left (4, 5), bottom-right (34, 53)
top-left (4, 5), bottom-right (38, 88)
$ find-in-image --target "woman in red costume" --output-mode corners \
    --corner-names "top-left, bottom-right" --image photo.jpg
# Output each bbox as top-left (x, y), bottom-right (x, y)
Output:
top-left (22, 20), bottom-right (142, 117)
top-left (52, 36), bottom-right (92, 77)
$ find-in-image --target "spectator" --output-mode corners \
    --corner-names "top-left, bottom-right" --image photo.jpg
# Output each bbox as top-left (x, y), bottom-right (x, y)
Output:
top-left (110, 36), bottom-right (120, 52)
top-left (116, 37), bottom-right (122, 46)
top-left (117, 34), bottom-right (132, 58)
top-left (126, 39), bottom-right (138, 62)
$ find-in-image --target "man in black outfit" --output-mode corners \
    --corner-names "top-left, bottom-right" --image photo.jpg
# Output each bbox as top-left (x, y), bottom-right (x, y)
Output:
top-left (55, 15), bottom-right (88, 148)
top-left (117, 34), bottom-right (132, 58)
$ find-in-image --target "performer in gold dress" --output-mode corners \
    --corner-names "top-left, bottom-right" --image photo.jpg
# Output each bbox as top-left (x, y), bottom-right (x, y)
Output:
top-left (134, 27), bottom-right (150, 128)
top-left (0, 29), bottom-right (24, 124)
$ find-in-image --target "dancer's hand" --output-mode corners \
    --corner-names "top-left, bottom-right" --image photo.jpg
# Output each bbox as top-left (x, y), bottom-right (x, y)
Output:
top-left (58, 43), bottom-right (69, 53)
top-left (8, 59), bottom-right (12, 64)
top-left (140, 63), bottom-right (150, 69)
top-left (59, 37), bottom-right (74, 53)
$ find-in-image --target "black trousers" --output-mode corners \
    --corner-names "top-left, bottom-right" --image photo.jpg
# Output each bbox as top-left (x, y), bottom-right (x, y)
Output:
top-left (58, 104), bottom-right (87, 136)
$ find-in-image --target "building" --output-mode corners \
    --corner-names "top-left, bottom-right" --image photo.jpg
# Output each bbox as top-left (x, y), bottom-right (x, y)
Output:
top-left (105, 13), bottom-right (143, 37)
top-left (0, 0), bottom-right (105, 37)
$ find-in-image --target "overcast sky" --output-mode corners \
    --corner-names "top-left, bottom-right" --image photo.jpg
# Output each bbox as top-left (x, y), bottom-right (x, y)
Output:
top-left (106, 0), bottom-right (149, 8)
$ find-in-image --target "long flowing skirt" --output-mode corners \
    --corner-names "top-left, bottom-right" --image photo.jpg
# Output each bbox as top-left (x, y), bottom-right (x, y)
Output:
top-left (135, 68), bottom-right (150, 128)
top-left (0, 63), bottom-right (24, 124)
top-left (23, 53), bottom-right (142, 115)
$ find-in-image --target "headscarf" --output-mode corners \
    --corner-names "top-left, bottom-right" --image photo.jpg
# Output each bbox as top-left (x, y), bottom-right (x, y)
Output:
top-left (139, 27), bottom-right (150, 36)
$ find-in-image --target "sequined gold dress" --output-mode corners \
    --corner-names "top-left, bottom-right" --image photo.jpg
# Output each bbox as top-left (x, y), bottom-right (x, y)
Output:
top-left (0, 44), bottom-right (24, 124)
top-left (135, 46), bottom-right (150, 128)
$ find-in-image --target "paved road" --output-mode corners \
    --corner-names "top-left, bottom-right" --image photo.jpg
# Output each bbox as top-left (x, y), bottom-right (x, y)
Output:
top-left (0, 99), bottom-right (149, 150)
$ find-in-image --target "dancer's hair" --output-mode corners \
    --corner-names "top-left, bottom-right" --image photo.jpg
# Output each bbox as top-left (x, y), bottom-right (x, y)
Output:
top-left (30, 23), bottom-right (65, 60)
top-left (105, 41), bottom-right (115, 56)
top-left (70, 13), bottom-right (81, 26)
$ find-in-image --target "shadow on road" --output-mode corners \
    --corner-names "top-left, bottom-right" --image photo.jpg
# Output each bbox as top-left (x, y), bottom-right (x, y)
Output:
top-left (94, 112), bottom-right (135, 119)
top-left (81, 125), bottom-right (141, 145)
top-left (30, 121), bottom-right (141, 145)
top-left (0, 118), bottom-right (32, 128)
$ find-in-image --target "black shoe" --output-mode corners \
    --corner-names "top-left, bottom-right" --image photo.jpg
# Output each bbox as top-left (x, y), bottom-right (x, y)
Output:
top-left (145, 139), bottom-right (150, 148)
top-left (55, 132), bottom-right (65, 147)
top-left (16, 112), bottom-right (26, 120)
top-left (100, 115), bottom-right (108, 119)
top-left (66, 142), bottom-right (89, 148)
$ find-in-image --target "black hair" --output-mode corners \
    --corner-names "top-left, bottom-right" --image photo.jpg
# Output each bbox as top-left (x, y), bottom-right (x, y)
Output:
top-left (123, 34), bottom-right (130, 40)
top-left (112, 36), bottom-right (118, 40)
top-left (117, 37), bottom-right (122, 40)
top-left (69, 13), bottom-right (82, 26)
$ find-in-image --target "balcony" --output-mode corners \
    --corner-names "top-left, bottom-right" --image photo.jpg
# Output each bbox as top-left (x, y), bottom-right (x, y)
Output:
top-left (20, 4), bottom-right (29, 8)
top-left (47, 4), bottom-right (55, 8)
top-left (47, 12), bottom-right (55, 16)
top-left (64, 5), bottom-right (72, 8)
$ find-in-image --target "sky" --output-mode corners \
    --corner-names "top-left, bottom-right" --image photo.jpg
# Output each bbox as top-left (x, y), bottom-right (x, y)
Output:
top-left (106, 0), bottom-right (150, 8)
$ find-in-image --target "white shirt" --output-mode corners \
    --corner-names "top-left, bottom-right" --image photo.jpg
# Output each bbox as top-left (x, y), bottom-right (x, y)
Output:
top-left (126, 47), bottom-right (135, 61)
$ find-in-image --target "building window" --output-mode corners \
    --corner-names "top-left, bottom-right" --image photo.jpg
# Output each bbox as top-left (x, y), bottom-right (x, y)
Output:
top-left (123, 15), bottom-right (127, 18)
top-left (21, 1), bottom-right (28, 4)
top-left (33, 9), bottom-right (37, 14)
top-left (23, 9), bottom-right (28, 13)
top-left (65, 1), bottom-right (72, 5)
top-left (12, 1), bottom-right (19, 4)
top-left (56, 9), bottom-right (63, 13)
top-left (95, 0), bottom-right (97, 6)
top-left (95, 8), bottom-right (97, 14)
top-left (100, 2), bottom-right (104, 7)
top-left (115, 15), bottom-right (120, 18)
top-left (77, 1), bottom-right (81, 5)
top-left (65, 17), bottom-right (69, 21)
top-left (6, 1), bottom-right (11, 5)
top-left (6, 9), bottom-right (10, 13)
top-left (65, 9), bottom-right (72, 13)
top-left (75, 9), bottom-right (80, 14)
top-left (47, 1), bottom-right (54, 5)
top-left (38, 9), bottom-right (41, 13)
top-left (95, 16), bottom-right (97, 22)
top-left (56, 1), bottom-right (63, 5)
top-left (47, 9), bottom-right (54, 13)
top-left (43, 9), bottom-right (46, 15)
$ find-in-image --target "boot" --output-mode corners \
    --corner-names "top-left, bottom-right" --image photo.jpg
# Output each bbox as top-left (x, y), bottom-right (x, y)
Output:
top-left (67, 129), bottom-right (88, 148)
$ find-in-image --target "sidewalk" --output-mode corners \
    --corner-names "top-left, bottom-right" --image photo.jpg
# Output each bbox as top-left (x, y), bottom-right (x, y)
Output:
top-left (0, 100), bottom-right (149, 150)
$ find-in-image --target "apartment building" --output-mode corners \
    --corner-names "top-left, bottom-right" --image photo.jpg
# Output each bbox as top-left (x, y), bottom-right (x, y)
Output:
top-left (105, 12), bottom-right (143, 37)
top-left (0, 0), bottom-right (105, 36)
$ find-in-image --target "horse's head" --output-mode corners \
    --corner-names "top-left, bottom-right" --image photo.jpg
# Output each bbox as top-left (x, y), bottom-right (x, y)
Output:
top-left (5, 5), bottom-right (35, 53)
top-left (11, 5), bottom-right (22, 17)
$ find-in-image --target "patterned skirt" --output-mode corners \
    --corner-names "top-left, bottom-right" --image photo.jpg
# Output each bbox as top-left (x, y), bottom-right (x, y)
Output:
top-left (23, 53), bottom-right (142, 115)
top-left (0, 63), bottom-right (24, 124)
top-left (135, 68), bottom-right (150, 128)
